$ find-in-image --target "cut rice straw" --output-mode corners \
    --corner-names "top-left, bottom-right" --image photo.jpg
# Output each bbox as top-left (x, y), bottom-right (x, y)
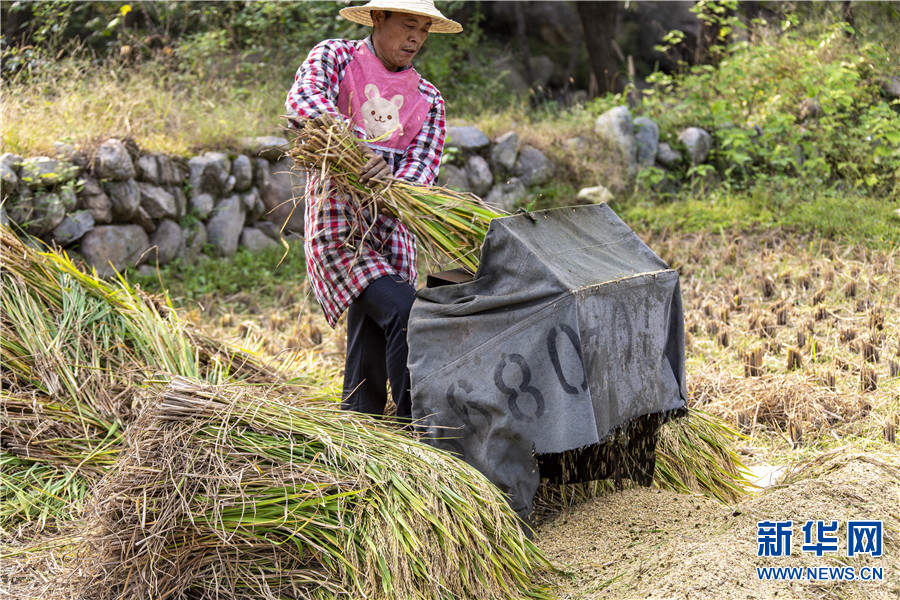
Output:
top-left (288, 113), bottom-right (506, 273)
top-left (80, 377), bottom-right (554, 600)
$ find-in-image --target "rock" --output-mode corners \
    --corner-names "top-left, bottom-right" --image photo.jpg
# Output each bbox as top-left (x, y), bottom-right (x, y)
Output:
top-left (223, 175), bottom-right (236, 196)
top-left (880, 75), bottom-right (900, 100)
top-left (190, 192), bottom-right (215, 221)
top-left (595, 106), bottom-right (637, 172)
top-left (5, 189), bottom-right (34, 229)
top-left (514, 145), bottom-right (553, 186)
top-left (156, 155), bottom-right (183, 184)
top-left (0, 153), bottom-right (23, 173)
top-left (577, 185), bottom-right (614, 204)
top-left (79, 176), bottom-right (113, 224)
top-left (147, 219), bottom-right (183, 265)
top-left (168, 184), bottom-right (187, 219)
top-left (137, 182), bottom-right (177, 219)
top-left (484, 177), bottom-right (528, 212)
top-left (206, 194), bottom-right (246, 257)
top-left (59, 186), bottom-right (78, 212)
top-left (0, 206), bottom-right (8, 227)
top-left (678, 127), bottom-right (712, 165)
top-left (30, 192), bottom-right (67, 236)
top-left (438, 164), bottom-right (469, 191)
top-left (80, 224), bottom-right (150, 278)
top-left (259, 157), bottom-right (305, 234)
top-left (5, 190), bottom-right (66, 236)
top-left (1, 162), bottom-right (19, 197)
top-left (19, 157), bottom-right (80, 189)
top-left (94, 139), bottom-right (136, 180)
top-left (240, 226), bottom-right (280, 253)
top-left (240, 136), bottom-right (290, 161)
top-left (232, 154), bottom-right (253, 191)
top-left (135, 155), bottom-right (160, 183)
top-left (53, 141), bottom-right (88, 167)
top-left (51, 210), bottom-right (95, 246)
top-left (466, 155), bottom-right (494, 197)
top-left (446, 126), bottom-right (490, 151)
top-left (254, 220), bottom-right (285, 241)
top-left (528, 55), bottom-right (555, 89)
top-left (656, 143), bottom-right (682, 169)
top-left (188, 152), bottom-right (231, 197)
top-left (105, 178), bottom-right (141, 220)
top-left (634, 117), bottom-right (659, 168)
top-left (182, 222), bottom-right (208, 262)
top-left (131, 206), bottom-right (156, 234)
top-left (491, 131), bottom-right (520, 172)
top-left (241, 187), bottom-right (264, 224)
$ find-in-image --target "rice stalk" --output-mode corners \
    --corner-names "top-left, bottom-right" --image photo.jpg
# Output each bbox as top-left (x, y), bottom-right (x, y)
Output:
top-left (288, 114), bottom-right (506, 273)
top-left (0, 226), bottom-right (304, 534)
top-left (81, 377), bottom-right (554, 600)
top-left (655, 409), bottom-right (753, 504)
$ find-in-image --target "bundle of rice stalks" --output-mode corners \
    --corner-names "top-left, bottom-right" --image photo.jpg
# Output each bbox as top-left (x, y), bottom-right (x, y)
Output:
top-left (82, 377), bottom-right (553, 600)
top-left (534, 409), bottom-right (752, 515)
top-left (654, 409), bottom-right (753, 504)
top-left (0, 227), bottom-right (298, 533)
top-left (289, 113), bottom-right (505, 273)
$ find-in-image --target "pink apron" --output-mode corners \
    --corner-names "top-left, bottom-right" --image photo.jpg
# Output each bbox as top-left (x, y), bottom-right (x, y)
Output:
top-left (336, 43), bottom-right (430, 153)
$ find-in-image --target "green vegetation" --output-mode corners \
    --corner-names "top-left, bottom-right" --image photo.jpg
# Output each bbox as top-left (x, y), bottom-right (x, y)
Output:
top-left (130, 242), bottom-right (308, 304)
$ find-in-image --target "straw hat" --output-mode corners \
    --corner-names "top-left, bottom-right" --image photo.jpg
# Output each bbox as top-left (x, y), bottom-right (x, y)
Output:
top-left (339, 0), bottom-right (463, 34)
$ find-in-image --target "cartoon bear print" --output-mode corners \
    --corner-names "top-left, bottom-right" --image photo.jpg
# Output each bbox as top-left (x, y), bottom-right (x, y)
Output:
top-left (360, 83), bottom-right (404, 141)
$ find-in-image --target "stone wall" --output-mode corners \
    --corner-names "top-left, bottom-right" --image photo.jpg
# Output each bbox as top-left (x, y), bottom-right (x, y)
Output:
top-left (1, 104), bottom-right (732, 277)
top-left (1, 136), bottom-right (305, 277)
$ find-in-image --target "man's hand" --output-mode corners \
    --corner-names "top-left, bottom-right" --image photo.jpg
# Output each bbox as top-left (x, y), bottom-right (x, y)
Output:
top-left (358, 145), bottom-right (391, 188)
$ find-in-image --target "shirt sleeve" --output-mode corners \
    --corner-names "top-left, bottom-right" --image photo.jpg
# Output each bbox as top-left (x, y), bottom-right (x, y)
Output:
top-left (394, 86), bottom-right (446, 186)
top-left (285, 39), bottom-right (354, 129)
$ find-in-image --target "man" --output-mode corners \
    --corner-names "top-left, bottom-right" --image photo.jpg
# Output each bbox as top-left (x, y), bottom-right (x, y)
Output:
top-left (285, 1), bottom-right (462, 422)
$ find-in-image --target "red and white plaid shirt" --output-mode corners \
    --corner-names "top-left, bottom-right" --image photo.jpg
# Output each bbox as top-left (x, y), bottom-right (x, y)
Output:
top-left (286, 38), bottom-right (446, 327)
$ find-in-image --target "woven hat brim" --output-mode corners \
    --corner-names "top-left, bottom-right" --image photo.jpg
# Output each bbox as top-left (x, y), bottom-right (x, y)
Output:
top-left (339, 4), bottom-right (463, 34)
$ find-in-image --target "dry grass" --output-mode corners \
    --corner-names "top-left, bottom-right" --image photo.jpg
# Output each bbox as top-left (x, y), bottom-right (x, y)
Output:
top-left (0, 59), bottom-right (286, 156)
top-left (656, 230), bottom-right (899, 454)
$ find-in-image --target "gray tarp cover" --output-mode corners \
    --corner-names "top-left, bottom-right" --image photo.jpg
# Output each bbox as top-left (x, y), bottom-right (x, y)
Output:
top-left (407, 204), bottom-right (686, 519)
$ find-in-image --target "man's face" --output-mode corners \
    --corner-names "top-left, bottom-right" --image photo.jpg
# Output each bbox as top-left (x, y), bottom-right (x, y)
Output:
top-left (371, 10), bottom-right (431, 71)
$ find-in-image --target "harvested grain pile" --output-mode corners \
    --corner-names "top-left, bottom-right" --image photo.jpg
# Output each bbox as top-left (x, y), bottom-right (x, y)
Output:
top-left (538, 450), bottom-right (900, 600)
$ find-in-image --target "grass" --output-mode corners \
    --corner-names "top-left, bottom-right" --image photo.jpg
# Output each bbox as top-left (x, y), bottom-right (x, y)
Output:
top-left (0, 57), bottom-right (291, 156)
top-left (622, 182), bottom-right (900, 249)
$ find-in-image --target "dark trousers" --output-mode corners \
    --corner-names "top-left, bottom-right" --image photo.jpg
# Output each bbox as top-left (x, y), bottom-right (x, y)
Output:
top-left (342, 275), bottom-right (416, 421)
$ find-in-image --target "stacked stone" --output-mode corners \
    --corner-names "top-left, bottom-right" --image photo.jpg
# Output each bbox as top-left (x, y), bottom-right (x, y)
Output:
top-left (1, 137), bottom-right (304, 277)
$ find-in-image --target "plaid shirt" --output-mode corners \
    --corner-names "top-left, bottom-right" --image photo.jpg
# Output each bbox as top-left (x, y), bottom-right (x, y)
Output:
top-left (286, 38), bottom-right (446, 327)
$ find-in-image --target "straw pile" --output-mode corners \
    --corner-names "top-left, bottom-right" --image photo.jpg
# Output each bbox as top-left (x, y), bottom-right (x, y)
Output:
top-left (289, 114), bottom-right (505, 273)
top-left (80, 377), bottom-right (553, 600)
top-left (0, 227), bottom-right (281, 536)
